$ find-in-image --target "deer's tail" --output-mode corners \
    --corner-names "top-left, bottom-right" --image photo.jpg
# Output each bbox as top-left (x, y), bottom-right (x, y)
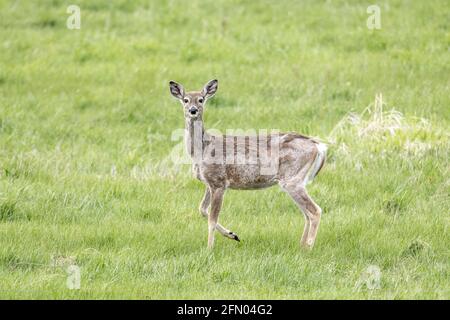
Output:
top-left (306, 142), bottom-right (327, 184)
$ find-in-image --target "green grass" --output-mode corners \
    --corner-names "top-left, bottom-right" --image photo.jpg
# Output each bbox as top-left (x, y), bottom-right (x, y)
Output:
top-left (0, 0), bottom-right (449, 299)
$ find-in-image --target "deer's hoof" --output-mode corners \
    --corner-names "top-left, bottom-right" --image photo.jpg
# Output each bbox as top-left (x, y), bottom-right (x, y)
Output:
top-left (229, 232), bottom-right (240, 242)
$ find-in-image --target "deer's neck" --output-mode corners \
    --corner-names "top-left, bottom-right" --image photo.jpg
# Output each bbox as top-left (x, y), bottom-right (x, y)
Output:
top-left (185, 117), bottom-right (207, 161)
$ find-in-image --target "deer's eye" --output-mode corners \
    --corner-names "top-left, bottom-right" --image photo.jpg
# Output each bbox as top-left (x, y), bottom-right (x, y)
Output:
top-left (183, 98), bottom-right (189, 103)
top-left (198, 98), bottom-right (204, 104)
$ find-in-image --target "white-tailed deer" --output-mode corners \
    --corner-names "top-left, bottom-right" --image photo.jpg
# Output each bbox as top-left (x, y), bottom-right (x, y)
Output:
top-left (169, 79), bottom-right (327, 249)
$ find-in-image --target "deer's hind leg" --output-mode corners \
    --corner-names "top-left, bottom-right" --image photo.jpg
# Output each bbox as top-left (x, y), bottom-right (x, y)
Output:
top-left (280, 179), bottom-right (322, 249)
top-left (199, 187), bottom-right (240, 243)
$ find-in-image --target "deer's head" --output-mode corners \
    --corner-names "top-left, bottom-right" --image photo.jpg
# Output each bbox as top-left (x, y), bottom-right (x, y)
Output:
top-left (169, 79), bottom-right (218, 120)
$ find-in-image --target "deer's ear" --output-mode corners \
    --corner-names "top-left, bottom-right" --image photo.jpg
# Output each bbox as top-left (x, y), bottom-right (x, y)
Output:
top-left (202, 79), bottom-right (218, 99)
top-left (169, 81), bottom-right (184, 100)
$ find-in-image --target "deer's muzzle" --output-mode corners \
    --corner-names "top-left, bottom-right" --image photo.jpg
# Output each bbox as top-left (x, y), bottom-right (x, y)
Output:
top-left (189, 107), bottom-right (198, 115)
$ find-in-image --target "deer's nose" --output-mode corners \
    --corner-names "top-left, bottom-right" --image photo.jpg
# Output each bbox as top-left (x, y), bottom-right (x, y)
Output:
top-left (189, 107), bottom-right (198, 115)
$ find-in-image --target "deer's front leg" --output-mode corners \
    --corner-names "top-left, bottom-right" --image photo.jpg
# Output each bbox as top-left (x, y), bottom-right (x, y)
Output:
top-left (200, 187), bottom-right (240, 242)
top-left (199, 187), bottom-right (211, 217)
top-left (208, 188), bottom-right (225, 249)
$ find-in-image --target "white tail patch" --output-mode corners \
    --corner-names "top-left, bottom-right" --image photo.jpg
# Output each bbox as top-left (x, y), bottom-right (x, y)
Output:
top-left (306, 143), bottom-right (327, 185)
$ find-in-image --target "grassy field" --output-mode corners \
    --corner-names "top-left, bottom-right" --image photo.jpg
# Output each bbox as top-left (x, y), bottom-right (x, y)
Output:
top-left (0, 0), bottom-right (449, 299)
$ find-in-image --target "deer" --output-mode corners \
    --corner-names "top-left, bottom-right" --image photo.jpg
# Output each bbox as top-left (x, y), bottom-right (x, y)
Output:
top-left (169, 79), bottom-right (327, 250)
